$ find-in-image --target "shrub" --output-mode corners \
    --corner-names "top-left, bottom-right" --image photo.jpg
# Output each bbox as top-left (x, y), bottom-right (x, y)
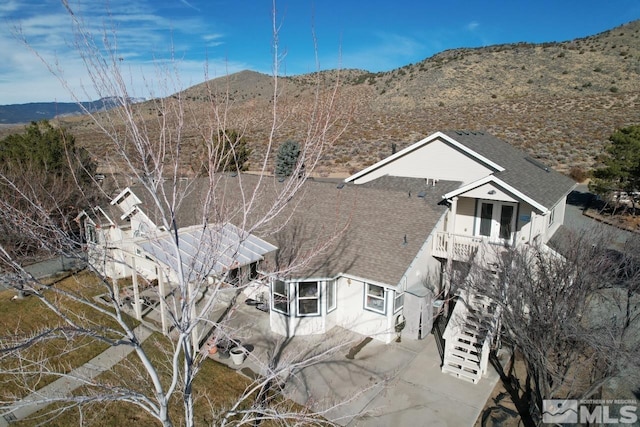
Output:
top-left (569, 166), bottom-right (589, 182)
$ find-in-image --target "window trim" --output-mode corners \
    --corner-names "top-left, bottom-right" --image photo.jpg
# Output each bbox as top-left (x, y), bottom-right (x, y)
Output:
top-left (272, 279), bottom-right (289, 315)
top-left (364, 283), bottom-right (386, 315)
top-left (474, 199), bottom-right (517, 243)
top-left (296, 281), bottom-right (320, 317)
top-left (326, 279), bottom-right (337, 313)
top-left (394, 290), bottom-right (404, 313)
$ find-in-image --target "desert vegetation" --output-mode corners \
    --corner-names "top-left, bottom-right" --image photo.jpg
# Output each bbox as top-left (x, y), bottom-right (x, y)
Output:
top-left (2, 21), bottom-right (638, 178)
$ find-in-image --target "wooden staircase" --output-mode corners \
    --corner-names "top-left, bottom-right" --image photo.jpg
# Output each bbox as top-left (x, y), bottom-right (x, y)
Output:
top-left (441, 291), bottom-right (499, 384)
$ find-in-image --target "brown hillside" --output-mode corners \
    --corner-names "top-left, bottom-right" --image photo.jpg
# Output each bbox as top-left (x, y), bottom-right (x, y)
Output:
top-left (6, 20), bottom-right (640, 177)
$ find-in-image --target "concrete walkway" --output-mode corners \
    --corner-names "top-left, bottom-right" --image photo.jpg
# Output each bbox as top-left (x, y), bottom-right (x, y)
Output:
top-left (1, 325), bottom-right (153, 426)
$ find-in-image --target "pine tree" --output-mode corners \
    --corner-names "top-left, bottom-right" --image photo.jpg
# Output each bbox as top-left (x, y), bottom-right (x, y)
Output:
top-left (275, 140), bottom-right (300, 178)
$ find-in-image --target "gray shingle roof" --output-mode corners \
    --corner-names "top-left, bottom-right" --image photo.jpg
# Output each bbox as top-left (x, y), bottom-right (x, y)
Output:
top-left (273, 176), bottom-right (459, 285)
top-left (442, 130), bottom-right (576, 209)
top-left (110, 174), bottom-right (458, 286)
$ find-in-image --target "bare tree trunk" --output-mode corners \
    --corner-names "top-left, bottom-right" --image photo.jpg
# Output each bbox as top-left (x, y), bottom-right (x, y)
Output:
top-left (2, 1), bottom-right (353, 425)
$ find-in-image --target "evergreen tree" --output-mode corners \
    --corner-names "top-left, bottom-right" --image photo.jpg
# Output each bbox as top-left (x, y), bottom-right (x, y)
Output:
top-left (203, 129), bottom-right (252, 172)
top-left (275, 140), bottom-right (301, 178)
top-left (591, 125), bottom-right (640, 214)
top-left (0, 121), bottom-right (96, 259)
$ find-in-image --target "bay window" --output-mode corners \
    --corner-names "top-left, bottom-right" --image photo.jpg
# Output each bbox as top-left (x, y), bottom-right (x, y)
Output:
top-left (297, 281), bottom-right (320, 316)
top-left (272, 279), bottom-right (289, 315)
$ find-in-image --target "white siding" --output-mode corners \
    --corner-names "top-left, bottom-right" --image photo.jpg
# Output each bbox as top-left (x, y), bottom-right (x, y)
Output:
top-left (453, 197), bottom-right (476, 236)
top-left (352, 138), bottom-right (493, 184)
top-left (336, 277), bottom-right (394, 343)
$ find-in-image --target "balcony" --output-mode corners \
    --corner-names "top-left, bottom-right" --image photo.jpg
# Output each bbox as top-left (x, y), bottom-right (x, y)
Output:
top-left (433, 232), bottom-right (509, 263)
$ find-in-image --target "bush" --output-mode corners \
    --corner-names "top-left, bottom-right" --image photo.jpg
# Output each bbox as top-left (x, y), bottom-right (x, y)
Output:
top-left (569, 166), bottom-right (589, 183)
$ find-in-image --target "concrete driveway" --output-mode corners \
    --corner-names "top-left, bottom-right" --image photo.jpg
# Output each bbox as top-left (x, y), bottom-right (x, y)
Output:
top-left (210, 299), bottom-right (499, 426)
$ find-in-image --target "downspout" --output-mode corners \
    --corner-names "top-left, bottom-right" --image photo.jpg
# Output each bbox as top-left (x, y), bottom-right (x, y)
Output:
top-left (445, 197), bottom-right (458, 302)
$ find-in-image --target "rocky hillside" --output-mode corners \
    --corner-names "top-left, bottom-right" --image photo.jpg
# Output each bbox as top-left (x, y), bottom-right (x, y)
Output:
top-left (4, 19), bottom-right (639, 177)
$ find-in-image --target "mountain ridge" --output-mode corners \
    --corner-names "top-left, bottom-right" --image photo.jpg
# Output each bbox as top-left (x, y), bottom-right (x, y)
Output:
top-left (1, 19), bottom-right (639, 175)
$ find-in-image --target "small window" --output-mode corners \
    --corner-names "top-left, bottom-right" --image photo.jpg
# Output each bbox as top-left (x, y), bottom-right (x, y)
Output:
top-left (249, 262), bottom-right (259, 280)
top-left (116, 191), bottom-right (129, 204)
top-left (227, 268), bottom-right (239, 286)
top-left (394, 291), bottom-right (404, 313)
top-left (365, 283), bottom-right (386, 314)
top-left (548, 207), bottom-right (556, 226)
top-left (297, 281), bottom-right (320, 316)
top-left (86, 225), bottom-right (98, 244)
top-left (272, 279), bottom-right (289, 315)
top-left (326, 280), bottom-right (336, 313)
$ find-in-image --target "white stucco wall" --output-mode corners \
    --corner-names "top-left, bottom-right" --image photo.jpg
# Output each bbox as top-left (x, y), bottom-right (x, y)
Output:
top-left (545, 199), bottom-right (567, 242)
top-left (453, 197), bottom-right (476, 236)
top-left (336, 277), bottom-right (394, 343)
top-left (352, 138), bottom-right (493, 184)
top-left (402, 217), bottom-right (446, 295)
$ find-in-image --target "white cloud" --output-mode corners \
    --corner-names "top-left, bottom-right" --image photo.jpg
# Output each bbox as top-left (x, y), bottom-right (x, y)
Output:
top-left (0, 0), bottom-right (238, 103)
top-left (466, 21), bottom-right (480, 31)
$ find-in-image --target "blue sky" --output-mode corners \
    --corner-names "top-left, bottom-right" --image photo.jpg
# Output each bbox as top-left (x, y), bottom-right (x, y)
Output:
top-left (1, 0), bottom-right (638, 104)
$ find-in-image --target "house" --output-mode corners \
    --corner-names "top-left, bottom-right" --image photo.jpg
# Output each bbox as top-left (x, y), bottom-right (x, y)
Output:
top-left (80, 130), bottom-right (575, 384)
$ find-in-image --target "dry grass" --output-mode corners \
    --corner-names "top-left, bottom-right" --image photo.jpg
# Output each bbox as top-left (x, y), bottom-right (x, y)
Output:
top-left (2, 272), bottom-right (317, 426)
top-left (0, 271), bottom-right (136, 401)
top-left (13, 332), bottom-right (316, 427)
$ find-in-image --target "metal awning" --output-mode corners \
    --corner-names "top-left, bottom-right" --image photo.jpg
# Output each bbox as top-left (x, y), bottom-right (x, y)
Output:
top-left (140, 223), bottom-right (277, 282)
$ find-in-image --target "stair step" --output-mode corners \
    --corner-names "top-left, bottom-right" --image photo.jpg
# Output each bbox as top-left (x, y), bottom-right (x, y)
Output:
top-left (456, 333), bottom-right (482, 344)
top-left (442, 364), bottom-right (481, 383)
top-left (449, 348), bottom-right (481, 363)
top-left (445, 355), bottom-right (481, 371)
top-left (450, 340), bottom-right (480, 352)
top-left (464, 321), bottom-right (488, 333)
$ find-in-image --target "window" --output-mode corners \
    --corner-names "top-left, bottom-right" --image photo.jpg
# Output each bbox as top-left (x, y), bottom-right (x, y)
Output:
top-left (249, 262), bottom-right (259, 280)
top-left (297, 281), bottom-right (320, 316)
top-left (394, 291), bottom-right (404, 313)
top-left (86, 224), bottom-right (98, 244)
top-left (116, 190), bottom-right (129, 204)
top-left (499, 205), bottom-right (514, 239)
top-left (548, 207), bottom-right (556, 226)
top-left (475, 200), bottom-right (516, 243)
top-left (479, 202), bottom-right (493, 237)
top-left (365, 283), bottom-right (386, 314)
top-left (227, 268), bottom-right (239, 286)
top-left (272, 279), bottom-right (289, 315)
top-left (326, 280), bottom-right (336, 313)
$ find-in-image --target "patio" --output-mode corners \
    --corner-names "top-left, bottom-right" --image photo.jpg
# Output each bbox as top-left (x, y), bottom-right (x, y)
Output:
top-left (199, 292), bottom-right (500, 426)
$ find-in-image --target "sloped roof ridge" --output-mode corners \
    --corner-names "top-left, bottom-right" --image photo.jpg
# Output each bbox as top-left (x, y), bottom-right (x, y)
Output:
top-left (441, 130), bottom-right (576, 210)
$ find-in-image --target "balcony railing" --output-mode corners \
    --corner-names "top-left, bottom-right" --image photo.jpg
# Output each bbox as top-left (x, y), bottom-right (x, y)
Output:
top-left (433, 232), bottom-right (510, 263)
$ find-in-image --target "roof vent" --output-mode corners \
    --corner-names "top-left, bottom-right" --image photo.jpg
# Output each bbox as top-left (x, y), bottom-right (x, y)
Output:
top-left (525, 156), bottom-right (550, 172)
top-left (336, 182), bottom-right (345, 189)
top-left (417, 191), bottom-right (427, 198)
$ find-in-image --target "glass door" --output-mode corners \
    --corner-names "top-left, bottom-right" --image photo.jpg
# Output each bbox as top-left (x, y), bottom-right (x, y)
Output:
top-left (476, 201), bottom-right (516, 244)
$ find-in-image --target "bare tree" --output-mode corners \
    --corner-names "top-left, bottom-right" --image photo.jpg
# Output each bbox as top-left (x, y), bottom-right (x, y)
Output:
top-left (456, 229), bottom-right (640, 426)
top-left (1, 1), bottom-right (353, 426)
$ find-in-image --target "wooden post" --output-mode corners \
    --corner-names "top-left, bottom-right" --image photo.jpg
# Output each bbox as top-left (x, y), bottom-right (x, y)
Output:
top-left (158, 268), bottom-right (168, 334)
top-left (131, 256), bottom-right (142, 320)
